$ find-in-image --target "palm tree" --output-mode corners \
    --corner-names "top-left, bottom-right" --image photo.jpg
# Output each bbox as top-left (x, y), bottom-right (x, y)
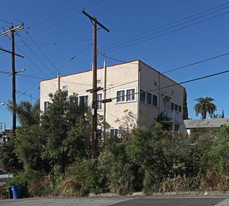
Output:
top-left (8, 100), bottom-right (40, 127)
top-left (193, 97), bottom-right (216, 120)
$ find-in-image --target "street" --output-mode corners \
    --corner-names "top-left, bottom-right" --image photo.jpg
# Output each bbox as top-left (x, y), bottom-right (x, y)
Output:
top-left (111, 197), bottom-right (229, 206)
top-left (0, 196), bottom-right (228, 206)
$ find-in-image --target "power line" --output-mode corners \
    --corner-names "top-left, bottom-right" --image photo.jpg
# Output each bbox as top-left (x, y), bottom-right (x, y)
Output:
top-left (16, 39), bottom-right (92, 47)
top-left (100, 4), bottom-right (229, 54)
top-left (24, 29), bottom-right (60, 74)
top-left (57, 43), bottom-right (92, 72)
top-left (0, 19), bottom-right (11, 24)
top-left (17, 34), bottom-right (56, 77)
top-left (16, 90), bottom-right (39, 100)
top-left (101, 2), bottom-right (229, 51)
top-left (0, 70), bottom-right (8, 74)
top-left (17, 74), bottom-right (45, 80)
top-left (162, 52), bottom-right (229, 74)
top-left (29, 0), bottom-right (103, 37)
top-left (15, 43), bottom-right (52, 78)
top-left (30, 0), bottom-right (94, 27)
top-left (107, 68), bottom-right (229, 102)
top-left (106, 80), bottom-right (138, 91)
top-left (101, 52), bottom-right (229, 75)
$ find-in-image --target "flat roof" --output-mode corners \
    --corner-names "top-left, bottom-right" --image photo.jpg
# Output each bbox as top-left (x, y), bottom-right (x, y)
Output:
top-left (40, 60), bottom-right (139, 83)
top-left (184, 118), bottom-right (229, 129)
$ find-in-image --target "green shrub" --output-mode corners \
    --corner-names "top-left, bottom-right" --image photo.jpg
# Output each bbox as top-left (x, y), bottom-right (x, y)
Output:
top-left (69, 159), bottom-right (106, 195)
top-left (7, 169), bottom-right (40, 187)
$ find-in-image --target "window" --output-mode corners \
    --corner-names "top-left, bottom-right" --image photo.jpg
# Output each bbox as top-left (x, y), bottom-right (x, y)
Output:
top-left (44, 101), bottom-right (49, 113)
top-left (126, 88), bottom-right (135, 101)
top-left (78, 95), bottom-right (88, 110)
top-left (175, 104), bottom-right (178, 111)
top-left (140, 89), bottom-right (158, 107)
top-left (147, 92), bottom-right (152, 104)
top-left (110, 128), bottom-right (119, 137)
top-left (116, 88), bottom-right (136, 103)
top-left (171, 102), bottom-right (174, 111)
top-left (116, 90), bottom-right (125, 103)
top-left (171, 102), bottom-right (181, 112)
top-left (179, 105), bottom-right (182, 112)
top-left (97, 93), bottom-right (103, 110)
top-left (62, 84), bottom-right (67, 91)
top-left (153, 95), bottom-right (158, 107)
top-left (140, 89), bottom-right (146, 103)
top-left (97, 79), bottom-right (102, 84)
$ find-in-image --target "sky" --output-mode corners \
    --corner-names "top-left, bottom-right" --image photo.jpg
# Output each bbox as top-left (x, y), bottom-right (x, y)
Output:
top-left (0, 0), bottom-right (229, 130)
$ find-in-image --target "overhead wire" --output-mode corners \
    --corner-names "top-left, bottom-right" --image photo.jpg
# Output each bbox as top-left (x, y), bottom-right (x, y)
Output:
top-left (100, 3), bottom-right (229, 54)
top-left (15, 43), bottom-right (53, 79)
top-left (16, 90), bottom-right (39, 101)
top-left (29, 0), bottom-right (104, 37)
top-left (56, 43), bottom-right (93, 72)
top-left (107, 68), bottom-right (229, 103)
top-left (16, 39), bottom-right (92, 47)
top-left (30, 0), bottom-right (93, 27)
top-left (101, 2), bottom-right (229, 50)
top-left (24, 29), bottom-right (60, 74)
top-left (16, 34), bottom-right (56, 77)
top-left (101, 52), bottom-right (229, 75)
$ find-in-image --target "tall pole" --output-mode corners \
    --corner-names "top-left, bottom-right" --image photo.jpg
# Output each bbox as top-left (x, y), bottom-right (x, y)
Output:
top-left (1, 24), bottom-right (24, 137)
top-left (11, 28), bottom-right (16, 136)
top-left (103, 60), bottom-right (107, 140)
top-left (92, 18), bottom-right (97, 159)
top-left (82, 10), bottom-right (109, 159)
top-left (57, 73), bottom-right (60, 92)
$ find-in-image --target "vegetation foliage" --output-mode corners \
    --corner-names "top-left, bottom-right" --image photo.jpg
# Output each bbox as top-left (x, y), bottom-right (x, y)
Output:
top-left (1, 91), bottom-right (229, 197)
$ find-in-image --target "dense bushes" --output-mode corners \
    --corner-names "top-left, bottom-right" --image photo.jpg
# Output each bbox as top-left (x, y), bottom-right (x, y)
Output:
top-left (2, 91), bottom-right (229, 196)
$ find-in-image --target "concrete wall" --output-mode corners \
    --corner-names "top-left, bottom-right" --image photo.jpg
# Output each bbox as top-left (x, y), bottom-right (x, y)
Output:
top-left (139, 61), bottom-right (184, 129)
top-left (40, 60), bottom-right (139, 129)
top-left (40, 60), bottom-right (184, 131)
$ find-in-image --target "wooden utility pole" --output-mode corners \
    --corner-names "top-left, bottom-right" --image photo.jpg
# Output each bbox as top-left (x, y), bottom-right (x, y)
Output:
top-left (103, 60), bottom-right (107, 140)
top-left (82, 9), bottom-right (109, 159)
top-left (1, 25), bottom-right (24, 136)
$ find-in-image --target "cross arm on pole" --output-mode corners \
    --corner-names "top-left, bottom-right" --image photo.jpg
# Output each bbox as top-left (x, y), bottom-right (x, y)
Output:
top-left (0, 47), bottom-right (24, 58)
top-left (82, 9), bottom-right (109, 32)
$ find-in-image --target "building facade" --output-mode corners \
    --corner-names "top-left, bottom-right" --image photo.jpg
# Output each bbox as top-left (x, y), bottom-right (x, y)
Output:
top-left (40, 60), bottom-right (185, 133)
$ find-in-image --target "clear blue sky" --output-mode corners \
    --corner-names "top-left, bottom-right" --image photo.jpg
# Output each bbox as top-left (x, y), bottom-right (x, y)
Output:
top-left (0, 0), bottom-right (229, 130)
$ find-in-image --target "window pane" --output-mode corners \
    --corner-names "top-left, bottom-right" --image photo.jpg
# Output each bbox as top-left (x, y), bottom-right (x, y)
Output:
top-left (175, 104), bottom-right (178, 111)
top-left (79, 96), bottom-right (88, 111)
top-left (147, 92), bottom-right (152, 104)
top-left (117, 90), bottom-right (125, 102)
top-left (110, 129), bottom-right (118, 137)
top-left (126, 89), bottom-right (135, 101)
top-left (153, 95), bottom-right (158, 106)
top-left (140, 89), bottom-right (146, 103)
top-left (179, 106), bottom-right (181, 112)
top-left (171, 102), bottom-right (174, 110)
top-left (44, 101), bottom-right (49, 113)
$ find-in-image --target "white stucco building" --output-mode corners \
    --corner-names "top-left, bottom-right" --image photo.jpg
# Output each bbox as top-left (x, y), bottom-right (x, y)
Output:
top-left (40, 60), bottom-right (185, 134)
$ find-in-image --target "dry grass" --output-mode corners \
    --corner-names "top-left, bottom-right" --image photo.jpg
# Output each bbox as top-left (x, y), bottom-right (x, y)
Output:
top-left (159, 175), bottom-right (185, 192)
top-left (201, 169), bottom-right (229, 192)
top-left (0, 184), bottom-right (6, 199)
top-left (27, 177), bottom-right (46, 197)
top-left (58, 179), bottom-right (82, 197)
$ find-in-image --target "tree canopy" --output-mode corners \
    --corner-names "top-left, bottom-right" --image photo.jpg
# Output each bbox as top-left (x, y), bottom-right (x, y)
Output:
top-left (193, 97), bottom-right (217, 120)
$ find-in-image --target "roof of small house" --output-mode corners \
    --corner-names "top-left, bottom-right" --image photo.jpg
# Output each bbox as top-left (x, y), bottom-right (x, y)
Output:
top-left (184, 118), bottom-right (229, 129)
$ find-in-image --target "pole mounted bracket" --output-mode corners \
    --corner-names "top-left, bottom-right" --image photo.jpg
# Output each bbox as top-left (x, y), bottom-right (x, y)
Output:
top-left (86, 87), bottom-right (103, 93)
